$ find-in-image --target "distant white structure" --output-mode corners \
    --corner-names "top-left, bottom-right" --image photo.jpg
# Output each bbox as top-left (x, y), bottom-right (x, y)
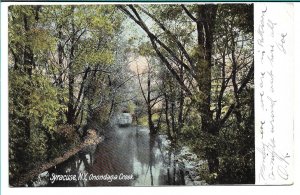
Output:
top-left (118, 113), bottom-right (132, 127)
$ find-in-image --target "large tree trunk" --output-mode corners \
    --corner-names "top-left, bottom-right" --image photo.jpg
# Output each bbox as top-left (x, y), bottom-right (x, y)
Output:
top-left (195, 5), bottom-right (219, 176)
top-left (22, 13), bottom-right (34, 140)
top-left (67, 6), bottom-right (76, 125)
top-left (119, 4), bottom-right (220, 176)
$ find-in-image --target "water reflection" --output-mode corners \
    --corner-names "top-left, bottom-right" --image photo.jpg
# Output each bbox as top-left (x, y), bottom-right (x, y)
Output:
top-left (31, 126), bottom-right (186, 186)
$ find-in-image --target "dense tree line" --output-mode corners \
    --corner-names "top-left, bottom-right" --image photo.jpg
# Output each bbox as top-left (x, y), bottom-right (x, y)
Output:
top-left (8, 5), bottom-right (131, 183)
top-left (9, 4), bottom-right (254, 185)
top-left (120, 4), bottom-right (254, 184)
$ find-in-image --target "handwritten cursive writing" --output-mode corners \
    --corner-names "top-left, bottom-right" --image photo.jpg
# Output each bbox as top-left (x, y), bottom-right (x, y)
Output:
top-left (256, 5), bottom-right (291, 184)
top-left (267, 71), bottom-right (274, 93)
top-left (267, 45), bottom-right (275, 67)
top-left (276, 33), bottom-right (287, 54)
top-left (260, 120), bottom-right (265, 139)
top-left (267, 19), bottom-right (277, 38)
top-left (257, 7), bottom-right (268, 47)
top-left (267, 96), bottom-right (276, 133)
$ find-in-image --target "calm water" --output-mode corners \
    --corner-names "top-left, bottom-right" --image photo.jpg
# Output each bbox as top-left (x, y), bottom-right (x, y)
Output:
top-left (30, 126), bottom-right (186, 186)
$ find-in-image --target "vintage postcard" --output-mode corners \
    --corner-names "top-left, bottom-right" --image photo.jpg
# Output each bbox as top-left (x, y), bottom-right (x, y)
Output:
top-left (0, 0), bottom-right (295, 190)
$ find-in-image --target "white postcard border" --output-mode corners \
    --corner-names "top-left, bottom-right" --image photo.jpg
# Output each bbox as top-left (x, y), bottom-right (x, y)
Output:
top-left (254, 3), bottom-right (294, 185)
top-left (0, 3), bottom-right (296, 194)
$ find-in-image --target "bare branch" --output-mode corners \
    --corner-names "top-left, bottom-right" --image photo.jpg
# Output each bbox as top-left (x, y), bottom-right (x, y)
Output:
top-left (138, 6), bottom-right (194, 68)
top-left (181, 5), bottom-right (197, 22)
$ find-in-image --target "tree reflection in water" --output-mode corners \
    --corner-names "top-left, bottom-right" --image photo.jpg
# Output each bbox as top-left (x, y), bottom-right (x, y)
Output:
top-left (30, 126), bottom-right (186, 186)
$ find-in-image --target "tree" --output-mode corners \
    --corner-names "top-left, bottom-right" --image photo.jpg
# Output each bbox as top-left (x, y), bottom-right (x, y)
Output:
top-left (118, 4), bottom-right (254, 179)
top-left (8, 5), bottom-right (66, 178)
top-left (8, 5), bottom-right (128, 183)
top-left (8, 4), bottom-right (254, 185)
top-left (136, 57), bottom-right (163, 135)
top-left (41, 5), bottom-right (124, 132)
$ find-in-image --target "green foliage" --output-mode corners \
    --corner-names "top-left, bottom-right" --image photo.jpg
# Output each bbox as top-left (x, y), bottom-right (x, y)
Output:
top-left (29, 74), bottom-right (66, 130)
top-left (9, 70), bottom-right (65, 131)
top-left (8, 4), bottom-right (124, 180)
top-left (137, 115), bottom-right (149, 126)
top-left (138, 42), bottom-right (156, 57)
top-left (9, 69), bottom-right (67, 176)
top-left (126, 102), bottom-right (136, 114)
top-left (8, 4), bottom-right (254, 186)
top-left (25, 130), bottom-right (48, 166)
top-left (218, 153), bottom-right (255, 184)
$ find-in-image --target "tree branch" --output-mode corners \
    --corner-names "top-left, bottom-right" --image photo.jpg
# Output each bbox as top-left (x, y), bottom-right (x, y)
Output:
top-left (219, 60), bottom-right (254, 125)
top-left (181, 5), bottom-right (197, 22)
top-left (138, 5), bottom-right (194, 68)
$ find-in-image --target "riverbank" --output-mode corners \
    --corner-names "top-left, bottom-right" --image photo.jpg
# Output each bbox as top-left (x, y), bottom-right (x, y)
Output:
top-left (10, 129), bottom-right (102, 187)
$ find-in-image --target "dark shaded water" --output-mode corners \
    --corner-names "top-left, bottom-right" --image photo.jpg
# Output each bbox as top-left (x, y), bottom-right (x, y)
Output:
top-left (30, 126), bottom-right (186, 186)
